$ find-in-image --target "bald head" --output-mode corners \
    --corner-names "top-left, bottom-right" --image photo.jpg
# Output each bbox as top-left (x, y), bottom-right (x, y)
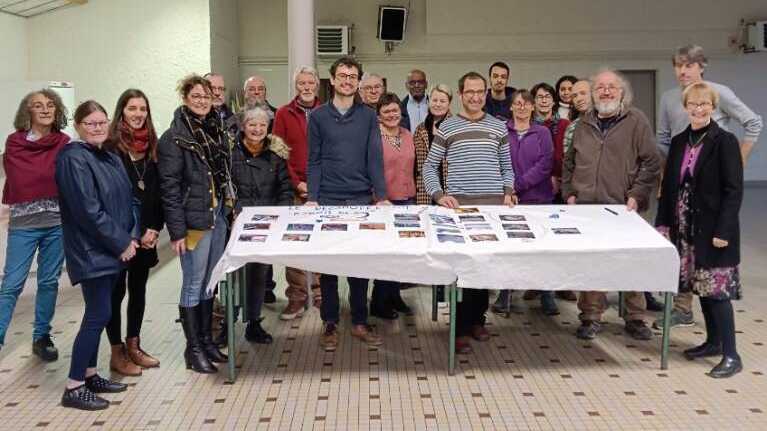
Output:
top-left (244, 75), bottom-right (267, 108)
top-left (406, 69), bottom-right (427, 101)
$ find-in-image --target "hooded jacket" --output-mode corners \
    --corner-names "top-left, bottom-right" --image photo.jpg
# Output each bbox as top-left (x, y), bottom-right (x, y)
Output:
top-left (231, 134), bottom-right (293, 211)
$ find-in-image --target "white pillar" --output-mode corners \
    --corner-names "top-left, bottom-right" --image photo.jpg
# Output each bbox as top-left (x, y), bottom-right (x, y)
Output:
top-left (287, 0), bottom-right (315, 98)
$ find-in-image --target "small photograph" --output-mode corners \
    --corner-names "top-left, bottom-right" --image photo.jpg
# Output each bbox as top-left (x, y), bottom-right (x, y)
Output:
top-left (436, 227), bottom-right (462, 234)
top-left (239, 233), bottom-right (268, 242)
top-left (552, 227), bottom-right (581, 234)
top-left (243, 223), bottom-right (271, 230)
top-left (500, 214), bottom-right (526, 222)
top-left (286, 223), bottom-right (314, 231)
top-left (470, 233), bottom-right (499, 242)
top-left (437, 234), bottom-right (466, 243)
top-left (459, 215), bottom-right (486, 223)
top-left (360, 222), bottom-right (386, 230)
top-left (282, 233), bottom-right (311, 242)
top-left (394, 213), bottom-right (420, 222)
top-left (399, 230), bottom-right (425, 238)
top-left (394, 222), bottom-right (421, 229)
top-left (251, 214), bottom-right (278, 222)
top-left (321, 223), bottom-right (348, 231)
top-left (464, 223), bottom-right (493, 230)
top-left (430, 214), bottom-right (456, 225)
top-left (507, 231), bottom-right (536, 239)
top-left (502, 223), bottom-right (530, 231)
top-left (454, 207), bottom-right (479, 214)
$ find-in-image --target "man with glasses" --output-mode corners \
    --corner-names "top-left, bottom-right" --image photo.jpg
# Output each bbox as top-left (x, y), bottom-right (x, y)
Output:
top-left (485, 61), bottom-right (516, 121)
top-left (359, 73), bottom-right (386, 109)
top-left (306, 56), bottom-right (390, 351)
top-left (562, 68), bottom-right (661, 341)
top-left (653, 45), bottom-right (762, 331)
top-left (400, 69), bottom-right (429, 133)
top-left (422, 71), bottom-right (516, 354)
top-left (242, 75), bottom-right (278, 133)
top-left (204, 73), bottom-right (233, 123)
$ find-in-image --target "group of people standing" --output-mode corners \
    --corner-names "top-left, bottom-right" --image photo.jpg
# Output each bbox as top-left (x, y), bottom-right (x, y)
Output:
top-left (0, 44), bottom-right (760, 410)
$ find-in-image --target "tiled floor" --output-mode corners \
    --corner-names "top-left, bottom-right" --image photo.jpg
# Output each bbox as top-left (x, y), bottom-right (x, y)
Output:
top-left (1, 187), bottom-right (766, 431)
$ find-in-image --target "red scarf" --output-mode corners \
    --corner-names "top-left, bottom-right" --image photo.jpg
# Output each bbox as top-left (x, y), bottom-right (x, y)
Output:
top-left (2, 130), bottom-right (70, 204)
top-left (119, 119), bottom-right (149, 154)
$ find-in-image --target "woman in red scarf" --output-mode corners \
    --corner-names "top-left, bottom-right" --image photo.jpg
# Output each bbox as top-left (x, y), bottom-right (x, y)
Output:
top-left (0, 89), bottom-right (69, 360)
top-left (103, 89), bottom-right (163, 376)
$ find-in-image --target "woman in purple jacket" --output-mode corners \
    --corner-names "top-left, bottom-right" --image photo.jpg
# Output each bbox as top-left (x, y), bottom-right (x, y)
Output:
top-left (492, 90), bottom-right (558, 316)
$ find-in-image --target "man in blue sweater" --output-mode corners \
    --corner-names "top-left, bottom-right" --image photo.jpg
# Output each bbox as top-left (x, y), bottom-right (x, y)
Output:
top-left (306, 56), bottom-right (390, 351)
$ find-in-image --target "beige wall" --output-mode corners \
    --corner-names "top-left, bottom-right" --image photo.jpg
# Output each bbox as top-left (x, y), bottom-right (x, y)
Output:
top-left (26, 0), bottom-right (212, 131)
top-left (238, 0), bottom-right (767, 180)
top-left (0, 13), bottom-right (29, 149)
top-left (210, 0), bottom-right (240, 103)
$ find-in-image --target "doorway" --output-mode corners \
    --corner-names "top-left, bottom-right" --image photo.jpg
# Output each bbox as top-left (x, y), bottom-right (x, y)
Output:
top-left (619, 70), bottom-right (657, 130)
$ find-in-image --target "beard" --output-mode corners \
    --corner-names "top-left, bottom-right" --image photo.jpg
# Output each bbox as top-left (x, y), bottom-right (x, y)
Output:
top-left (594, 99), bottom-right (621, 116)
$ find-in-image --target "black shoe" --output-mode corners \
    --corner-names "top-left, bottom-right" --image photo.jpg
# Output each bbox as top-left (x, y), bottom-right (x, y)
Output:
top-left (179, 306), bottom-right (218, 374)
top-left (625, 320), bottom-right (653, 340)
top-left (683, 342), bottom-right (722, 360)
top-left (370, 305), bottom-right (398, 320)
top-left (540, 293), bottom-right (560, 316)
top-left (199, 299), bottom-right (228, 363)
top-left (709, 356), bottom-right (743, 378)
top-left (61, 385), bottom-right (109, 410)
top-left (392, 295), bottom-right (413, 316)
top-left (264, 290), bottom-right (277, 304)
top-left (32, 335), bottom-right (58, 362)
top-left (85, 374), bottom-right (127, 393)
top-left (644, 293), bottom-right (665, 312)
top-left (245, 320), bottom-right (273, 344)
top-left (575, 320), bottom-right (601, 340)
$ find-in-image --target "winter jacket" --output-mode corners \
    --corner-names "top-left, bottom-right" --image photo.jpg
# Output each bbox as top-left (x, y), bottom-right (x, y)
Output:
top-left (55, 141), bottom-right (137, 285)
top-left (272, 96), bottom-right (320, 188)
top-left (508, 124), bottom-right (554, 204)
top-left (231, 135), bottom-right (293, 211)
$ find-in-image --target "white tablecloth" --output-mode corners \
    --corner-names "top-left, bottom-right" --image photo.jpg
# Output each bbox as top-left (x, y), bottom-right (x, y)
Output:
top-left (206, 205), bottom-right (679, 293)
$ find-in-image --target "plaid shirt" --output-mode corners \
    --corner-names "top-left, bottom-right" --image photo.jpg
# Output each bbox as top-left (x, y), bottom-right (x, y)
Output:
top-left (413, 123), bottom-right (448, 205)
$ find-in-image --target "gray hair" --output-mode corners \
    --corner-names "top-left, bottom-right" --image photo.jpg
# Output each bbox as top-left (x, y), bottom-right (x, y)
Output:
top-left (13, 89), bottom-right (68, 132)
top-left (243, 75), bottom-right (266, 92)
top-left (672, 44), bottom-right (708, 69)
top-left (241, 106), bottom-right (270, 126)
top-left (361, 72), bottom-right (384, 84)
top-left (292, 66), bottom-right (319, 86)
top-left (589, 68), bottom-right (633, 109)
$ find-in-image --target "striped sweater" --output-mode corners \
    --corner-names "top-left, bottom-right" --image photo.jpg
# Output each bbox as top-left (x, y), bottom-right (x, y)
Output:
top-left (422, 114), bottom-right (515, 201)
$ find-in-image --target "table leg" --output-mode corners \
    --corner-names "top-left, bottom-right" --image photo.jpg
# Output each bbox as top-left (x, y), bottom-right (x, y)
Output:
top-left (305, 270), bottom-right (313, 311)
top-left (618, 292), bottom-right (625, 319)
top-left (660, 291), bottom-right (673, 370)
top-left (431, 285), bottom-right (438, 322)
top-left (448, 282), bottom-right (458, 376)
top-left (225, 273), bottom-right (236, 383)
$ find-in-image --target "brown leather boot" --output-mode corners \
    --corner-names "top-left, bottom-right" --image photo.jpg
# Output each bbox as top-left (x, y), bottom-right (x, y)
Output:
top-left (125, 337), bottom-right (160, 368)
top-left (110, 344), bottom-right (142, 376)
top-left (351, 324), bottom-right (383, 346)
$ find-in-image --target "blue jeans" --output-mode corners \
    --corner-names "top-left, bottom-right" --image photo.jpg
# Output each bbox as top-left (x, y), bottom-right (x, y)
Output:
top-left (68, 273), bottom-right (118, 381)
top-left (0, 226), bottom-right (64, 345)
top-left (179, 206), bottom-right (228, 307)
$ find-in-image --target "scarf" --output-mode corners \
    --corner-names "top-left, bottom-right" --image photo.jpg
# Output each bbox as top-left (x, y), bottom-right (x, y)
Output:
top-left (2, 130), bottom-right (70, 204)
top-left (118, 119), bottom-right (150, 154)
top-left (243, 137), bottom-right (266, 157)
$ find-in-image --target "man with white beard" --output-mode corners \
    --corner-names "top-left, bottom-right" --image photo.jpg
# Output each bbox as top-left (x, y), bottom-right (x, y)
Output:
top-left (562, 68), bottom-right (661, 341)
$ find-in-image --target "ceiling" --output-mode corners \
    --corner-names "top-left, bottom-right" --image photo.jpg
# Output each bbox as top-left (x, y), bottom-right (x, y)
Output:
top-left (0, 0), bottom-right (85, 18)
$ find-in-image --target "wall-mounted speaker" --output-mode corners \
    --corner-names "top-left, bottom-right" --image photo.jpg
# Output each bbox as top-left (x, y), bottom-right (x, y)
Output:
top-left (378, 6), bottom-right (407, 42)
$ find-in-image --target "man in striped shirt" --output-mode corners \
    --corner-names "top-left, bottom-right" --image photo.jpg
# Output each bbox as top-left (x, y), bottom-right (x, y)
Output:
top-left (422, 71), bottom-right (516, 354)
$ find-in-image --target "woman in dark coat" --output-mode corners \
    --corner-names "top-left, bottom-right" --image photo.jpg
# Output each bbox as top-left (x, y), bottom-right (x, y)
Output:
top-left (104, 89), bottom-right (163, 376)
top-left (656, 82), bottom-right (744, 378)
top-left (230, 107), bottom-right (293, 344)
top-left (57, 101), bottom-right (138, 410)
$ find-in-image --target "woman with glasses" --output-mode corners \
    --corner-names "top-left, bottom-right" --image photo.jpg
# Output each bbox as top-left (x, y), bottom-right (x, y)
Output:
top-left (656, 82), bottom-right (744, 378)
top-left (492, 90), bottom-right (558, 316)
top-left (158, 75), bottom-right (233, 374)
top-left (57, 101), bottom-right (138, 410)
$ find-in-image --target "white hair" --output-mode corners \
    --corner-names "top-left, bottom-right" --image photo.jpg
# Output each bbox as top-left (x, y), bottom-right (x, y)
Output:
top-left (589, 67), bottom-right (633, 109)
top-left (292, 66), bottom-right (319, 86)
top-left (241, 107), bottom-right (270, 126)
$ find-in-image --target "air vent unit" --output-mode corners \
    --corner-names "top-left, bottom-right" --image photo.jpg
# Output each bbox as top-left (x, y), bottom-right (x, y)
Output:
top-left (316, 25), bottom-right (349, 56)
top-left (746, 21), bottom-right (767, 51)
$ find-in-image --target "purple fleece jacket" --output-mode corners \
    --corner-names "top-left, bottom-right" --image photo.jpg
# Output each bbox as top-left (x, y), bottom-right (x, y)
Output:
top-left (508, 123), bottom-right (554, 204)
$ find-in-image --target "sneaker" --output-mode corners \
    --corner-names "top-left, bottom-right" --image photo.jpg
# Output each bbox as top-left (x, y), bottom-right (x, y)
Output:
top-left (263, 290), bottom-right (277, 304)
top-left (652, 310), bottom-right (694, 329)
top-left (320, 323), bottom-right (338, 351)
top-left (575, 320), bottom-right (601, 340)
top-left (85, 374), bottom-right (127, 393)
top-left (351, 324), bottom-right (383, 346)
top-left (279, 302), bottom-right (306, 321)
top-left (245, 320), bottom-right (273, 344)
top-left (624, 320), bottom-right (653, 340)
top-left (32, 335), bottom-right (59, 362)
top-left (61, 385), bottom-right (109, 411)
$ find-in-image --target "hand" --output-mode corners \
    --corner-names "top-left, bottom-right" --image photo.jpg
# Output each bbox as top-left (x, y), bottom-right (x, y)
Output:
top-left (119, 241), bottom-right (137, 262)
top-left (140, 230), bottom-right (157, 249)
top-left (171, 238), bottom-right (187, 255)
top-left (297, 182), bottom-right (308, 194)
top-left (551, 176), bottom-right (561, 195)
top-left (305, 201), bottom-right (318, 207)
top-left (566, 195), bottom-right (577, 205)
top-left (376, 199), bottom-right (392, 206)
top-left (503, 194), bottom-right (517, 207)
top-left (437, 195), bottom-right (459, 209)
top-left (626, 197), bottom-right (638, 212)
top-left (712, 237), bottom-right (729, 248)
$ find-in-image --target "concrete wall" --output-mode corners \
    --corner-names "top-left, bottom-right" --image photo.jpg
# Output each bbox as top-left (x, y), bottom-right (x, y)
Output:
top-left (26, 0), bottom-right (212, 131)
top-left (210, 0), bottom-right (240, 105)
top-left (238, 0), bottom-right (767, 180)
top-left (0, 13), bottom-right (29, 150)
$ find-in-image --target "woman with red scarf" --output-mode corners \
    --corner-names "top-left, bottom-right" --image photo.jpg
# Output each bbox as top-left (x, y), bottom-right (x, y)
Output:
top-left (0, 89), bottom-right (69, 360)
top-left (103, 89), bottom-right (163, 376)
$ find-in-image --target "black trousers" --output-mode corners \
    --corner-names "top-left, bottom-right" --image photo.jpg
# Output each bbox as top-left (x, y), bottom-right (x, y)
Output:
top-left (700, 296), bottom-right (739, 359)
top-left (106, 263), bottom-right (150, 345)
top-left (456, 289), bottom-right (489, 336)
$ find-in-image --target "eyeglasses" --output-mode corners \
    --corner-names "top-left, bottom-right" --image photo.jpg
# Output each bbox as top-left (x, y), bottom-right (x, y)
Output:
top-left (686, 101), bottom-right (713, 110)
top-left (408, 80), bottom-right (426, 86)
top-left (512, 102), bottom-right (533, 108)
top-left (461, 90), bottom-right (485, 98)
top-left (211, 86), bottom-right (226, 92)
top-left (335, 73), bottom-right (359, 82)
top-left (80, 120), bottom-right (109, 129)
top-left (594, 85), bottom-right (621, 94)
top-left (30, 103), bottom-right (55, 111)
top-left (361, 84), bottom-right (384, 92)
top-left (189, 94), bottom-right (212, 102)
top-left (535, 94), bottom-right (553, 101)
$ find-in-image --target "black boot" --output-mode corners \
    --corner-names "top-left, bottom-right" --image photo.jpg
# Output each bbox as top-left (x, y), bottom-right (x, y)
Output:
top-left (370, 282), bottom-right (398, 320)
top-left (179, 306), bottom-right (217, 374)
top-left (199, 299), bottom-right (228, 363)
top-left (391, 286), bottom-right (413, 315)
top-left (245, 319), bottom-right (273, 344)
top-left (644, 292), bottom-right (665, 312)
